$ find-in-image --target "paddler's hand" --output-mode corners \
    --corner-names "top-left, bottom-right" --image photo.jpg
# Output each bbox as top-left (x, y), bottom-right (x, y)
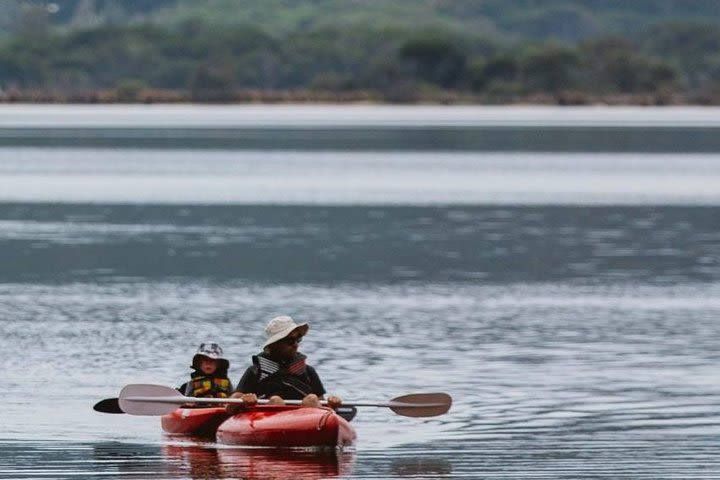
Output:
top-left (226, 392), bottom-right (258, 414)
top-left (326, 395), bottom-right (343, 409)
top-left (239, 393), bottom-right (258, 407)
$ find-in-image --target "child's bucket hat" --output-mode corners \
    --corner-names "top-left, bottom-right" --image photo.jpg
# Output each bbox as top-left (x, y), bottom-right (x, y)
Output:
top-left (192, 342), bottom-right (230, 371)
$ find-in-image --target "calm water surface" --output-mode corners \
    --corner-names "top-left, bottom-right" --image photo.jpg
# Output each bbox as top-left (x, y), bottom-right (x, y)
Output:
top-left (1, 106), bottom-right (720, 479)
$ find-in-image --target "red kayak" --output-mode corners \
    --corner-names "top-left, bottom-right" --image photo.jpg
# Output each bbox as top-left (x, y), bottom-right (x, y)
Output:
top-left (216, 405), bottom-right (356, 448)
top-left (161, 406), bottom-right (229, 437)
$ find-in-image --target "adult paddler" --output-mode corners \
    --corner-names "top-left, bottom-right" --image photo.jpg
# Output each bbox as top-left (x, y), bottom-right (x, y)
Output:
top-left (228, 315), bottom-right (343, 412)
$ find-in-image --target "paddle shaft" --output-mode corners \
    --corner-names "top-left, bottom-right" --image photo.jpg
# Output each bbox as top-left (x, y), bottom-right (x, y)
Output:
top-left (117, 384), bottom-right (451, 417)
top-left (121, 394), bottom-right (448, 414)
top-left (124, 395), bottom-right (437, 409)
top-left (97, 395), bottom-right (440, 414)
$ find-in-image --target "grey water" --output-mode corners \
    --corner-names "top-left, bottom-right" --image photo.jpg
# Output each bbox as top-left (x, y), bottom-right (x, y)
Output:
top-left (2, 105), bottom-right (720, 479)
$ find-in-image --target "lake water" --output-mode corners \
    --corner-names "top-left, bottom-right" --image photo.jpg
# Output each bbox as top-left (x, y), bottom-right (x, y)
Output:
top-left (2, 105), bottom-right (720, 479)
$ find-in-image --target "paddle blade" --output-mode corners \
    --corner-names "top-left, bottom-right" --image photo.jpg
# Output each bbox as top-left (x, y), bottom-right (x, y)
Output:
top-left (119, 384), bottom-right (186, 416)
top-left (387, 393), bottom-right (452, 417)
top-left (118, 383), bottom-right (261, 415)
top-left (93, 398), bottom-right (124, 414)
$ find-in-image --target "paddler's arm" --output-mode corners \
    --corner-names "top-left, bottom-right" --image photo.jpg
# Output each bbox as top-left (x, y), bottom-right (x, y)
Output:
top-left (226, 366), bottom-right (259, 413)
top-left (306, 366), bottom-right (343, 408)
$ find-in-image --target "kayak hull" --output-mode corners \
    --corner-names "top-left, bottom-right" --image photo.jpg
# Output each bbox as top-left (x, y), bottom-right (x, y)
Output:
top-left (216, 405), bottom-right (356, 448)
top-left (161, 407), bottom-right (229, 437)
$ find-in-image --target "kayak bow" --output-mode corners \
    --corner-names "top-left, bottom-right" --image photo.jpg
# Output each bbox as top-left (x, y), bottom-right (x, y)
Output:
top-left (161, 406), bottom-right (229, 437)
top-left (216, 405), bottom-right (356, 448)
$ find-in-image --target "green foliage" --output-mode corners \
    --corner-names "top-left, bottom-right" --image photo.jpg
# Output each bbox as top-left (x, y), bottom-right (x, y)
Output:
top-left (505, 4), bottom-right (601, 42)
top-left (469, 55), bottom-right (519, 93)
top-left (640, 21), bottom-right (720, 88)
top-left (190, 60), bottom-right (237, 102)
top-left (115, 78), bottom-right (146, 102)
top-left (6, 0), bottom-right (720, 42)
top-left (399, 35), bottom-right (467, 88)
top-left (580, 37), bottom-right (678, 93)
top-left (518, 43), bottom-right (581, 92)
top-left (0, 4), bottom-right (719, 103)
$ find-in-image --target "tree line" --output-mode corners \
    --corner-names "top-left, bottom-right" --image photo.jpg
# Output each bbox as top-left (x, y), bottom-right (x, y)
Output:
top-left (1, 20), bottom-right (719, 104)
top-left (7, 0), bottom-right (720, 43)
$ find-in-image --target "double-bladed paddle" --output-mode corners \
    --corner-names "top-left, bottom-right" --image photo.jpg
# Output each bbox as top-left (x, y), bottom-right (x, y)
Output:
top-left (105, 383), bottom-right (451, 418)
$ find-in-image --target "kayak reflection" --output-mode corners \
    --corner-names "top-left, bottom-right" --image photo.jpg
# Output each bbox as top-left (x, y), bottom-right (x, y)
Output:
top-left (162, 444), bottom-right (355, 480)
top-left (92, 442), bottom-right (177, 480)
top-left (163, 445), bottom-right (222, 479)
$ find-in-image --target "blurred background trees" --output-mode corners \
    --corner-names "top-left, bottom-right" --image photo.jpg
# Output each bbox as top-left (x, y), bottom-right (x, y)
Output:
top-left (1, 0), bottom-right (719, 103)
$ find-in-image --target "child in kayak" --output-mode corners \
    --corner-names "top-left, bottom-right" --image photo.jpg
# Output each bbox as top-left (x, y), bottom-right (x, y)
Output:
top-left (180, 342), bottom-right (233, 398)
top-left (228, 315), bottom-right (342, 410)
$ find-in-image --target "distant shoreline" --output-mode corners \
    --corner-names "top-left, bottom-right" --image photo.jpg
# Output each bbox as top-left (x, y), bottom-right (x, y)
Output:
top-left (3, 103), bottom-right (720, 129)
top-left (0, 88), bottom-right (712, 107)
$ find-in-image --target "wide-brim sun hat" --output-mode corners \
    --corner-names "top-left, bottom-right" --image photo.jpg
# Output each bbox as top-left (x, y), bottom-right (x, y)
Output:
top-left (263, 315), bottom-right (309, 348)
top-left (192, 342), bottom-right (230, 371)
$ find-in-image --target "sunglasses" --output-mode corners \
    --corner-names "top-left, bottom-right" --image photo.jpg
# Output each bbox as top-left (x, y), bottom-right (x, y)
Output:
top-left (279, 335), bottom-right (303, 345)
